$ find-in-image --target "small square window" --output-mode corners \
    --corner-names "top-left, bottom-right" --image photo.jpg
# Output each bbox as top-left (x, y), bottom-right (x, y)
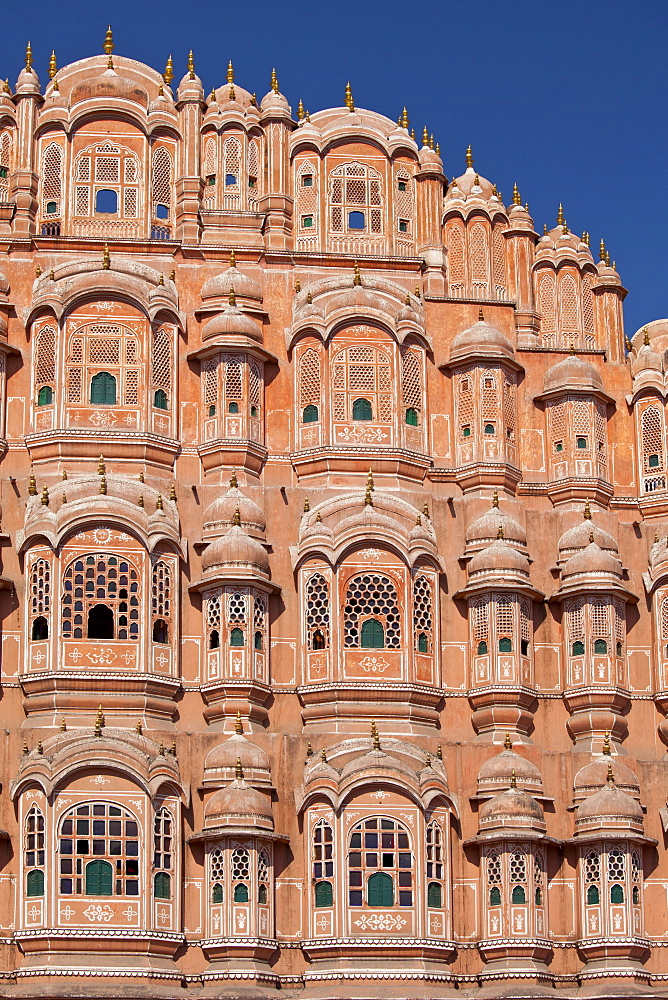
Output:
top-left (248, 176), bottom-right (256, 188)
top-left (206, 174), bottom-right (216, 186)
top-left (462, 425), bottom-right (471, 437)
top-left (302, 215), bottom-right (314, 228)
top-left (576, 436), bottom-right (588, 449)
top-left (555, 441), bottom-right (563, 452)
top-left (302, 175), bottom-right (313, 187)
top-left (398, 219), bottom-right (408, 233)
top-left (225, 173), bottom-right (237, 186)
top-left (398, 179), bottom-right (407, 192)
top-left (348, 210), bottom-right (365, 230)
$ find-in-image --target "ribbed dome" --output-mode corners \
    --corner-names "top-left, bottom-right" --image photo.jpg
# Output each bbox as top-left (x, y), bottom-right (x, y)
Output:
top-left (409, 516), bottom-right (432, 546)
top-left (478, 748), bottom-right (543, 797)
top-left (632, 342), bottom-right (663, 376)
top-left (479, 786), bottom-right (545, 832)
top-left (201, 264), bottom-right (263, 302)
top-left (543, 355), bottom-right (604, 395)
top-left (202, 524), bottom-right (269, 574)
top-left (561, 541), bottom-right (622, 581)
top-left (468, 539), bottom-right (530, 577)
top-left (204, 734), bottom-right (270, 775)
top-left (576, 780), bottom-right (643, 832)
top-left (70, 68), bottom-right (149, 107)
top-left (466, 507), bottom-right (526, 550)
top-left (203, 486), bottom-right (266, 536)
top-left (205, 778), bottom-right (273, 830)
top-left (340, 748), bottom-right (414, 783)
top-left (574, 755), bottom-right (640, 803)
top-left (558, 519), bottom-right (618, 560)
top-left (201, 307), bottom-right (262, 342)
top-left (449, 318), bottom-right (515, 364)
top-left (213, 82), bottom-right (254, 108)
top-left (447, 166), bottom-right (496, 201)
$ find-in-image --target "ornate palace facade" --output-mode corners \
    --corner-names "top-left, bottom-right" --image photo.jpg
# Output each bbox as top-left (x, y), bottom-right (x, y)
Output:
top-left (0, 32), bottom-right (667, 998)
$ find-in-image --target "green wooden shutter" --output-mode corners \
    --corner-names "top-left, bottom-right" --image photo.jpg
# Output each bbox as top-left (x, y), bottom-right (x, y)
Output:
top-left (86, 859), bottom-right (113, 896)
top-left (367, 871), bottom-right (393, 907)
top-left (427, 881), bottom-right (441, 908)
top-left (315, 881), bottom-right (333, 907)
top-left (405, 407), bottom-right (418, 426)
top-left (361, 618), bottom-right (384, 649)
top-left (154, 389), bottom-right (168, 410)
top-left (212, 882), bottom-right (223, 903)
top-left (352, 398), bottom-right (372, 421)
top-left (27, 869), bottom-right (44, 897)
top-left (154, 872), bottom-right (171, 899)
top-left (90, 372), bottom-right (117, 405)
top-left (511, 885), bottom-right (526, 903)
top-left (37, 386), bottom-right (53, 406)
top-left (234, 882), bottom-right (249, 902)
top-left (303, 404), bottom-right (319, 423)
top-left (230, 627), bottom-right (244, 646)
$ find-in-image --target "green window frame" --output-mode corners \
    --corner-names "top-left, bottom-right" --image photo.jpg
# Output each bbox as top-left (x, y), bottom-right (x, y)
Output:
top-left (234, 882), bottom-right (249, 902)
top-left (427, 881), bottom-right (442, 908)
top-left (417, 632), bottom-right (428, 653)
top-left (587, 884), bottom-right (599, 904)
top-left (154, 871), bottom-right (171, 900)
top-left (90, 372), bottom-right (117, 405)
top-left (572, 640), bottom-right (585, 656)
top-left (361, 618), bottom-right (384, 649)
top-left (85, 858), bottom-right (113, 896)
top-left (153, 389), bottom-right (168, 410)
top-left (37, 385), bottom-right (53, 406)
top-left (315, 880), bottom-right (333, 907)
top-left (303, 404), bottom-right (319, 423)
top-left (610, 883), bottom-right (624, 904)
top-left (212, 882), bottom-right (223, 903)
top-left (489, 886), bottom-right (501, 905)
top-left (352, 397), bottom-right (372, 421)
top-left (511, 885), bottom-right (526, 903)
top-left (26, 869), bottom-right (44, 897)
top-left (367, 870), bottom-right (393, 907)
top-left (477, 640), bottom-right (488, 655)
top-left (498, 637), bottom-right (512, 652)
top-left (405, 407), bottom-right (418, 426)
top-left (594, 639), bottom-right (608, 654)
top-left (230, 627), bottom-right (244, 647)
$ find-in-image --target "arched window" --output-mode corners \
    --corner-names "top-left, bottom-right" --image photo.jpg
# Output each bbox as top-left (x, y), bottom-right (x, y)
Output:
top-left (62, 553), bottom-right (140, 641)
top-left (594, 639), bottom-right (608, 654)
top-left (498, 637), bottom-right (512, 652)
top-left (41, 142), bottom-right (62, 218)
top-left (352, 397), bottom-right (373, 421)
top-left (37, 386), bottom-right (53, 406)
top-left (154, 872), bottom-right (171, 899)
top-left (230, 627), bottom-right (244, 646)
top-left (229, 401), bottom-right (239, 413)
top-left (426, 822), bottom-right (445, 908)
top-left (489, 886), bottom-right (501, 905)
top-left (151, 560), bottom-right (172, 645)
top-left (153, 808), bottom-right (172, 899)
top-left (34, 326), bottom-right (56, 405)
top-left (486, 849), bottom-right (502, 907)
top-left (31, 616), bottom-right (48, 641)
top-left (24, 805), bottom-right (45, 896)
top-left (477, 640), bottom-right (488, 655)
top-left (584, 849), bottom-right (600, 906)
top-left (154, 389), bottom-right (168, 410)
top-left (329, 162), bottom-right (383, 237)
top-left (209, 629), bottom-right (220, 650)
top-left (95, 189), bottom-right (118, 214)
top-left (212, 882), bottom-right (223, 903)
top-left (405, 407), bottom-right (418, 426)
top-left (257, 849), bottom-right (270, 905)
top-left (315, 880), bottom-right (333, 907)
top-left (90, 371), bottom-right (117, 405)
top-left (254, 631), bottom-right (263, 650)
top-left (303, 404), bottom-right (319, 423)
top-left (484, 423), bottom-right (495, 435)
top-left (610, 883), bottom-right (624, 904)
top-left (153, 619), bottom-right (168, 643)
top-left (509, 850), bottom-right (527, 906)
top-left (418, 633), bottom-right (428, 653)
top-left (59, 802), bottom-right (139, 896)
top-left (427, 881), bottom-right (442, 907)
top-left (587, 884), bottom-right (600, 904)
top-left (344, 574), bottom-right (401, 649)
top-left (348, 817), bottom-right (412, 907)
top-left (231, 847), bottom-right (250, 903)
top-left (210, 847), bottom-right (224, 903)
top-left (572, 640), bottom-right (585, 656)
top-left (74, 141), bottom-right (141, 223)
top-left (361, 618), bottom-right (384, 649)
top-left (512, 885), bottom-right (526, 903)
top-left (29, 558), bottom-right (51, 642)
top-left (299, 348), bottom-right (321, 424)
top-left (306, 573), bottom-right (330, 650)
top-left (152, 147), bottom-right (172, 222)
top-left (313, 818), bottom-right (334, 907)
top-left (413, 575), bottom-right (433, 653)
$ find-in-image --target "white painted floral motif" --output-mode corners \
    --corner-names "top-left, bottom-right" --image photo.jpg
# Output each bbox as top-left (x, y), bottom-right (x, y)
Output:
top-left (354, 912), bottom-right (407, 931)
top-left (89, 410), bottom-right (117, 427)
top-left (83, 903), bottom-right (114, 922)
top-left (359, 655), bottom-right (390, 673)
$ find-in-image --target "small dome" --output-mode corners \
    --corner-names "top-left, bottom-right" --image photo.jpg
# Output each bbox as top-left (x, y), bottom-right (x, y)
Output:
top-left (70, 68), bottom-right (149, 108)
top-left (574, 755), bottom-right (640, 803)
top-left (632, 341), bottom-right (663, 377)
top-left (478, 747), bottom-right (543, 798)
top-left (204, 734), bottom-right (270, 776)
top-left (260, 89), bottom-right (290, 113)
top-left (201, 263), bottom-right (263, 302)
top-left (203, 485), bottom-right (266, 537)
top-left (561, 540), bottom-right (622, 581)
top-left (202, 524), bottom-right (269, 575)
top-left (409, 515), bottom-right (432, 547)
top-left (542, 355), bottom-right (604, 395)
top-left (201, 307), bottom-right (263, 342)
top-left (449, 317), bottom-right (515, 364)
top-left (177, 71), bottom-right (203, 100)
top-left (466, 506), bottom-right (527, 551)
top-left (468, 538), bottom-right (530, 578)
top-left (576, 778), bottom-right (643, 833)
top-left (447, 166), bottom-right (495, 201)
top-left (213, 82), bottom-right (254, 108)
top-left (558, 518), bottom-right (618, 560)
top-left (479, 786), bottom-right (545, 832)
top-left (340, 747), bottom-right (414, 783)
top-left (205, 778), bottom-right (273, 831)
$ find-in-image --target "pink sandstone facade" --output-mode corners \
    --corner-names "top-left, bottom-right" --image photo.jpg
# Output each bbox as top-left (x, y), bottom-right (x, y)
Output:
top-left (1, 31), bottom-right (668, 998)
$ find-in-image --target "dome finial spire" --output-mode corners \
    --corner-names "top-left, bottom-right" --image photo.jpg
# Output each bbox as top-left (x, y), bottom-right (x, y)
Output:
top-left (353, 261), bottom-right (362, 286)
top-left (227, 60), bottom-right (234, 84)
top-left (644, 326), bottom-right (650, 346)
top-left (478, 306), bottom-right (484, 322)
top-left (512, 182), bottom-right (521, 205)
top-left (345, 81), bottom-right (355, 111)
top-left (229, 469), bottom-right (238, 488)
top-left (163, 55), bottom-right (174, 86)
top-left (510, 768), bottom-right (517, 788)
top-left (297, 98), bottom-right (304, 120)
top-left (270, 68), bottom-right (279, 94)
top-left (371, 720), bottom-right (381, 751)
top-left (25, 41), bottom-right (33, 72)
top-left (497, 524), bottom-right (504, 540)
top-left (599, 238), bottom-right (607, 262)
top-left (602, 730), bottom-right (611, 755)
top-left (187, 51), bottom-right (195, 79)
top-left (492, 489), bottom-right (499, 509)
top-left (504, 731), bottom-right (512, 750)
top-left (583, 498), bottom-right (592, 520)
top-left (235, 755), bottom-right (244, 780)
top-left (235, 710), bottom-right (243, 735)
top-left (422, 125), bottom-right (429, 146)
top-left (606, 760), bottom-right (615, 783)
top-left (465, 144), bottom-right (473, 169)
top-left (228, 287), bottom-right (236, 307)
top-left (102, 243), bottom-right (110, 270)
top-left (557, 203), bottom-right (564, 226)
top-left (49, 50), bottom-right (57, 80)
top-left (399, 106), bottom-right (409, 129)
top-left (103, 26), bottom-right (114, 68)
top-left (232, 505), bottom-right (241, 527)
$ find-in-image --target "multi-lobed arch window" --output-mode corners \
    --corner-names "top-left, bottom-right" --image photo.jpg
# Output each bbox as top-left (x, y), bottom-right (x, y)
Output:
top-left (299, 348), bottom-right (322, 426)
top-left (66, 323), bottom-right (141, 410)
top-left (58, 802), bottom-right (139, 897)
top-left (470, 593), bottom-right (532, 664)
top-left (455, 366), bottom-right (517, 465)
top-left (582, 844), bottom-right (642, 935)
top-left (151, 146), bottom-right (172, 238)
top-left (306, 573), bottom-right (330, 651)
top-left (151, 560), bottom-right (172, 644)
top-left (40, 141), bottom-right (63, 233)
top-left (202, 133), bottom-right (262, 211)
top-left (61, 553), bottom-right (140, 641)
top-left (329, 162), bottom-right (383, 238)
top-left (313, 819), bottom-right (334, 907)
top-left (348, 817), bottom-right (413, 907)
top-left (29, 558), bottom-right (51, 641)
top-left (73, 141), bottom-right (141, 221)
top-left (296, 159), bottom-right (319, 246)
top-left (332, 344), bottom-right (392, 425)
top-left (565, 596), bottom-right (625, 666)
top-left (153, 807), bottom-right (173, 900)
top-left (201, 352), bottom-right (263, 442)
top-left (537, 268), bottom-right (597, 349)
top-left (639, 404), bottom-right (666, 493)
top-left (546, 395), bottom-right (608, 479)
top-left (412, 574), bottom-right (433, 654)
top-left (343, 573), bottom-right (401, 650)
top-left (33, 326), bottom-right (56, 412)
top-left (25, 805), bottom-right (45, 897)
top-left (484, 844), bottom-right (545, 926)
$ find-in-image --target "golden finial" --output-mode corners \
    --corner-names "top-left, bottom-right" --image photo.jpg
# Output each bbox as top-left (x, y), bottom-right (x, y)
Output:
top-left (543, 223), bottom-right (548, 236)
top-left (170, 483), bottom-right (176, 502)
top-left (320, 747), bottom-right (327, 763)
top-left (345, 81), bottom-right (355, 111)
top-left (187, 51), bottom-right (195, 80)
top-left (497, 524), bottom-right (504, 540)
top-left (139, 471), bottom-right (144, 482)
top-left (102, 243), bottom-right (110, 270)
top-left (230, 469), bottom-right (238, 488)
top-left (353, 262), bottom-right (362, 286)
top-left (232, 505), bottom-right (241, 526)
top-left (478, 306), bottom-right (484, 322)
top-left (510, 768), bottom-right (517, 788)
top-left (303, 497), bottom-right (310, 512)
top-left (61, 491), bottom-right (67, 504)
top-left (569, 341), bottom-right (576, 355)
top-left (422, 125), bottom-right (429, 146)
top-left (371, 720), bottom-right (381, 751)
top-left (305, 109), bottom-right (311, 122)
top-left (525, 202), bottom-right (529, 212)
top-left (605, 250), bottom-right (611, 266)
top-left (270, 68), bottom-right (279, 93)
top-left (306, 741), bottom-right (313, 757)
top-left (423, 501), bottom-right (430, 518)
top-left (410, 127), bottom-right (415, 139)
top-left (49, 50), bottom-right (57, 80)
top-left (169, 268), bottom-right (175, 281)
top-left (557, 203), bottom-right (564, 226)
top-left (425, 753), bottom-right (432, 767)
top-left (230, 248), bottom-right (237, 267)
top-left (405, 292), bottom-right (411, 305)
top-left (23, 741), bottom-right (29, 755)
top-left (28, 468), bottom-right (37, 496)
top-left (48, 269), bottom-right (55, 281)
top-left (492, 489), bottom-right (499, 509)
top-left (563, 219), bottom-right (569, 234)
top-left (62, 469), bottom-right (67, 480)
top-left (35, 263), bottom-right (42, 277)
top-left (228, 288), bottom-right (236, 307)
top-left (136, 720), bottom-right (143, 734)
top-left (306, 291), bottom-right (313, 304)
top-left (25, 42), bottom-right (33, 71)
top-left (229, 83), bottom-right (235, 101)
top-left (367, 468), bottom-right (374, 492)
top-left (436, 143), bottom-right (441, 156)
top-left (602, 731), bottom-right (611, 755)
top-left (99, 475), bottom-right (107, 495)
top-left (37, 741), bottom-right (43, 755)
top-left (158, 273), bottom-right (164, 286)
top-left (60, 718), bottom-right (66, 732)
top-left (399, 106), bottom-right (409, 129)
top-left (98, 454), bottom-right (105, 475)
top-left (599, 238), bottom-right (606, 262)
top-left (316, 512), bottom-right (322, 522)
top-left (235, 710), bottom-right (243, 735)
top-left (156, 494), bottom-right (164, 511)
top-left (169, 741), bottom-right (177, 756)
top-left (606, 761), bottom-right (615, 783)
top-left (209, 87), bottom-right (216, 103)
top-left (294, 278), bottom-right (301, 293)
top-left (364, 485), bottom-right (373, 506)
top-left (473, 173), bottom-right (480, 186)
top-left (297, 99), bottom-right (305, 120)
top-left (40, 485), bottom-right (49, 506)
top-left (465, 144), bottom-right (473, 169)
top-left (512, 182), bottom-right (521, 206)
top-left (416, 514), bottom-right (422, 526)
top-left (582, 230), bottom-right (590, 246)
top-left (644, 327), bottom-right (650, 346)
top-left (94, 705), bottom-right (104, 736)
top-left (226, 59), bottom-right (234, 84)
top-left (655, 530), bottom-right (660, 544)
top-left (103, 26), bottom-right (114, 57)
top-left (138, 493), bottom-right (144, 508)
top-left (504, 731), bottom-right (512, 750)
top-left (437, 744), bottom-right (442, 760)
top-left (3, 79), bottom-right (10, 94)
top-left (589, 530), bottom-right (595, 544)
top-left (163, 55), bottom-right (174, 86)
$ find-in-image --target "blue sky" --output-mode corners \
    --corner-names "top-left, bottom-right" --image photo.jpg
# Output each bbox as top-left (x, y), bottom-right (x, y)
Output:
top-left (1, 0), bottom-right (666, 336)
